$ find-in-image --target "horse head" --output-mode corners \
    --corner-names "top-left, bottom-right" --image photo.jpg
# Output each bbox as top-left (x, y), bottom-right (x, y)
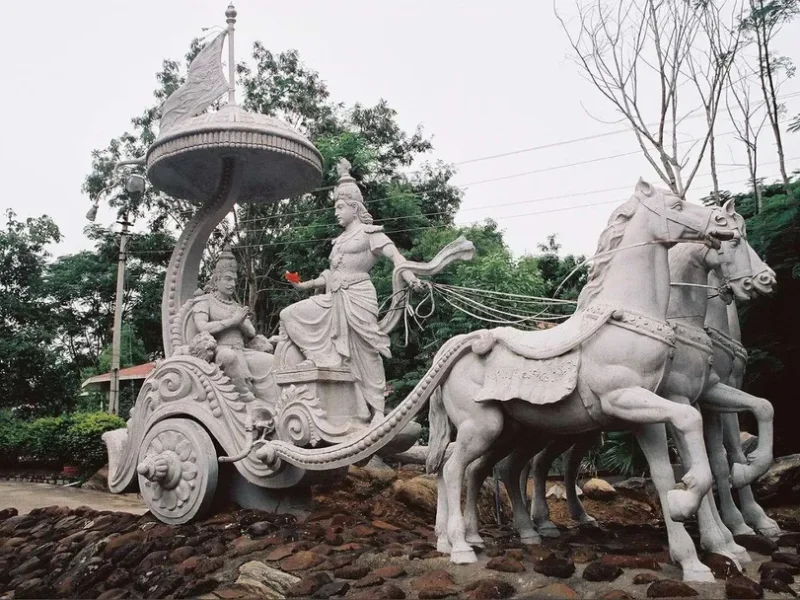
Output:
top-left (706, 199), bottom-right (776, 301)
top-left (634, 178), bottom-right (735, 247)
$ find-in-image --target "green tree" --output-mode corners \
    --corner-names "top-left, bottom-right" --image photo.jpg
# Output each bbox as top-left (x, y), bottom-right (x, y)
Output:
top-left (0, 211), bottom-right (79, 414)
top-left (532, 234), bottom-right (588, 304)
top-left (46, 227), bottom-right (173, 365)
top-left (726, 177), bottom-right (800, 454)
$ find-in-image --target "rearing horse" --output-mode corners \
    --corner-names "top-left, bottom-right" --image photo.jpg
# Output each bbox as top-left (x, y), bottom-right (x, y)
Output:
top-left (426, 180), bottom-right (736, 577)
top-left (522, 219), bottom-right (774, 573)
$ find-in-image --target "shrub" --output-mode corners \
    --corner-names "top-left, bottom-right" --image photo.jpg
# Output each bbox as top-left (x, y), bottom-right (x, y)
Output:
top-left (62, 412), bottom-right (126, 472)
top-left (0, 412), bottom-right (29, 466)
top-left (26, 415), bottom-right (72, 463)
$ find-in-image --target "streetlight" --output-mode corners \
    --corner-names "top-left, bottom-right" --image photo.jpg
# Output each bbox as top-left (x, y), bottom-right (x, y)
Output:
top-left (125, 174), bottom-right (146, 195)
top-left (86, 163), bottom-right (146, 415)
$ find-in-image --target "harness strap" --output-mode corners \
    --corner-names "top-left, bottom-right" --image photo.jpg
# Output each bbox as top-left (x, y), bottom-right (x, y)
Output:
top-left (706, 326), bottom-right (748, 363)
top-left (490, 307), bottom-right (617, 360)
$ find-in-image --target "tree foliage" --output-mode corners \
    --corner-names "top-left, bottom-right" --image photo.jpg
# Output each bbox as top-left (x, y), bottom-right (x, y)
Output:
top-left (0, 211), bottom-right (79, 415)
top-left (46, 226), bottom-right (172, 366)
top-left (725, 177), bottom-right (800, 455)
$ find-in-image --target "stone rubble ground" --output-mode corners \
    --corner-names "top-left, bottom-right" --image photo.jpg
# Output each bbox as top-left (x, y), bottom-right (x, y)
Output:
top-left (0, 467), bottom-right (798, 599)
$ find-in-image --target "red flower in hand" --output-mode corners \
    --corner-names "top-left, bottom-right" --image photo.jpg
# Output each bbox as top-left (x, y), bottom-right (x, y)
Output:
top-left (285, 271), bottom-right (301, 284)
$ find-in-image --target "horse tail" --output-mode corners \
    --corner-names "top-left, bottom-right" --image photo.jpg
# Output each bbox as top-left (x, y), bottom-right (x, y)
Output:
top-left (426, 385), bottom-right (451, 475)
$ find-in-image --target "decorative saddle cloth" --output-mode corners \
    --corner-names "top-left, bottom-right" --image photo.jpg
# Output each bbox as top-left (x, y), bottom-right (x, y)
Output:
top-left (474, 346), bottom-right (580, 406)
top-left (472, 305), bottom-right (619, 407)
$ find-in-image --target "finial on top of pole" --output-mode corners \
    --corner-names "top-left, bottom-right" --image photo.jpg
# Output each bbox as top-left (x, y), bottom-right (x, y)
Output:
top-left (226, 3), bottom-right (237, 106)
top-left (226, 3), bottom-right (237, 21)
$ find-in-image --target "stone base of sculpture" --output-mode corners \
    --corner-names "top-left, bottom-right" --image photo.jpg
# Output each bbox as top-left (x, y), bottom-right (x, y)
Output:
top-left (273, 366), bottom-right (369, 446)
top-left (216, 468), bottom-right (314, 519)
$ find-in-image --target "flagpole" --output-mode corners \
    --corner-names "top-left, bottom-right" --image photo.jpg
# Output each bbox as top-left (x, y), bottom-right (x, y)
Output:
top-left (226, 3), bottom-right (237, 106)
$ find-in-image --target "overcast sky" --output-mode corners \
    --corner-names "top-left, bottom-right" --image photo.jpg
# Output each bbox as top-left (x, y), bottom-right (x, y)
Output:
top-left (2, 0), bottom-right (799, 260)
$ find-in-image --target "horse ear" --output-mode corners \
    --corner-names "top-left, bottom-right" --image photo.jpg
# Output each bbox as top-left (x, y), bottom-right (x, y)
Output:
top-left (723, 198), bottom-right (737, 215)
top-left (636, 178), bottom-right (653, 197)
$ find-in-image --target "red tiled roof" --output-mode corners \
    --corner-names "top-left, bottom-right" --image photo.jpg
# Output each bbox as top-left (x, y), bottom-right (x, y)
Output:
top-left (81, 362), bottom-right (157, 390)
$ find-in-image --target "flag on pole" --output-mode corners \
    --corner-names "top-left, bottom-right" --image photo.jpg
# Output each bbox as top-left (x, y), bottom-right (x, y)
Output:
top-left (159, 31), bottom-right (229, 135)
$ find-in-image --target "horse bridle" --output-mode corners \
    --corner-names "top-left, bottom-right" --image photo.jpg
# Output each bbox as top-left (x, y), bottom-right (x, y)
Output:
top-left (637, 188), bottom-right (727, 243)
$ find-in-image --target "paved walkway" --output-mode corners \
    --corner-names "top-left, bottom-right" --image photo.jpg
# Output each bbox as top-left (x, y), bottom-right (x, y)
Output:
top-left (0, 481), bottom-right (147, 515)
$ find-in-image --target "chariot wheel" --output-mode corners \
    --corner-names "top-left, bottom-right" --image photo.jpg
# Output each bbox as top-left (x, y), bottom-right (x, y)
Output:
top-left (136, 418), bottom-right (218, 524)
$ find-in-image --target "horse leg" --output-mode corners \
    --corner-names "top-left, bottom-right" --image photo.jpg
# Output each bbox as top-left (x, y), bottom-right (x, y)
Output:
top-left (565, 432), bottom-right (602, 526)
top-left (701, 410), bottom-right (751, 563)
top-left (702, 383), bottom-right (774, 487)
top-left (530, 437), bottom-right (576, 538)
top-left (706, 411), bottom-right (754, 536)
top-left (668, 410), bottom-right (747, 569)
top-left (519, 458), bottom-right (533, 513)
top-left (738, 486), bottom-right (780, 538)
top-left (463, 429), bottom-right (516, 548)
top-left (436, 471), bottom-right (451, 553)
top-left (635, 423), bottom-right (714, 583)
top-left (722, 413), bottom-right (781, 537)
top-left (500, 439), bottom-right (546, 545)
top-left (443, 404), bottom-right (505, 564)
top-left (600, 386), bottom-right (712, 520)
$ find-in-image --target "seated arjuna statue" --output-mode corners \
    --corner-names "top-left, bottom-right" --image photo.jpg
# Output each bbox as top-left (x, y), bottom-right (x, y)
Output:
top-left (181, 247), bottom-right (275, 402)
top-left (279, 158), bottom-right (423, 424)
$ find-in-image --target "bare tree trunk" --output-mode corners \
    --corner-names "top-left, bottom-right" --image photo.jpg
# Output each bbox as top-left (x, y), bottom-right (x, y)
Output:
top-left (555, 0), bottom-right (738, 198)
top-left (727, 54), bottom-right (769, 212)
top-left (709, 130), bottom-right (721, 204)
top-left (750, 0), bottom-right (791, 187)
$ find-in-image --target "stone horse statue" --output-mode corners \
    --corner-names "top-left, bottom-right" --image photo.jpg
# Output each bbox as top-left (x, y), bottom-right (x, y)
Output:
top-left (526, 242), bottom-right (777, 535)
top-left (512, 218), bottom-right (775, 576)
top-left (424, 180), bottom-right (739, 579)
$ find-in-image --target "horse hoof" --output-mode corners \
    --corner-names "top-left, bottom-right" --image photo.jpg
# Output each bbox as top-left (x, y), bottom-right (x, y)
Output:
top-left (578, 516), bottom-right (599, 528)
top-left (536, 523), bottom-right (561, 539)
top-left (732, 546), bottom-right (751, 565)
top-left (520, 532), bottom-right (543, 545)
top-left (745, 516), bottom-right (781, 538)
top-left (465, 536), bottom-right (485, 549)
top-left (436, 538), bottom-right (452, 553)
top-left (667, 489), bottom-right (697, 522)
top-left (710, 548), bottom-right (742, 572)
top-left (682, 565), bottom-right (715, 583)
top-left (725, 521), bottom-right (755, 537)
top-left (757, 525), bottom-right (781, 538)
top-left (741, 507), bottom-right (781, 537)
top-left (450, 548), bottom-right (478, 564)
top-left (730, 463), bottom-right (761, 488)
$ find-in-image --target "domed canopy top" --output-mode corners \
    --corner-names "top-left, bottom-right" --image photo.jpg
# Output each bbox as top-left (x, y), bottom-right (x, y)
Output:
top-left (146, 105), bottom-right (323, 205)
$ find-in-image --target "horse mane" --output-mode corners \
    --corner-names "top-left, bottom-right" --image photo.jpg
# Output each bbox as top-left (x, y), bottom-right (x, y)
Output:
top-left (576, 194), bottom-right (640, 310)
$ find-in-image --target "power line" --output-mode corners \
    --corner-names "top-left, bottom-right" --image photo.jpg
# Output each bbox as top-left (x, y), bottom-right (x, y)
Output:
top-left (126, 155), bottom-right (795, 243)
top-left (449, 81), bottom-right (800, 166)
top-left (209, 155), bottom-right (795, 237)
top-left (457, 130), bottom-right (743, 187)
top-left (107, 88), bottom-right (800, 240)
top-left (128, 162), bottom-right (793, 256)
top-left (106, 90), bottom-right (800, 227)
top-left (149, 91), bottom-right (800, 223)
top-left (233, 123), bottom-right (763, 229)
